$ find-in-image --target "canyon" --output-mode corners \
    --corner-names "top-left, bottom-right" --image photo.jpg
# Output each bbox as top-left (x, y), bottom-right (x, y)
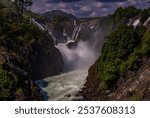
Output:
top-left (0, 0), bottom-right (150, 101)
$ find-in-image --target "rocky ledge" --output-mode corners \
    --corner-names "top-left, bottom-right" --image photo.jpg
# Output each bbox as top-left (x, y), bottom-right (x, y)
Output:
top-left (82, 56), bottom-right (150, 101)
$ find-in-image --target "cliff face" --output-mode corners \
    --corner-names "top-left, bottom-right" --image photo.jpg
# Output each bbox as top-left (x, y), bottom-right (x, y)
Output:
top-left (0, 27), bottom-right (63, 100)
top-left (27, 35), bottom-right (63, 80)
top-left (0, 1), bottom-right (63, 100)
top-left (40, 15), bottom-right (116, 55)
top-left (1, 1), bottom-right (149, 101)
top-left (82, 7), bottom-right (150, 101)
top-left (83, 57), bottom-right (150, 101)
top-left (108, 57), bottom-right (150, 100)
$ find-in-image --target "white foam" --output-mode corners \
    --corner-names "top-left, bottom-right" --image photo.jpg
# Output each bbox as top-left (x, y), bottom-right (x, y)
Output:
top-left (42, 70), bottom-right (88, 101)
top-left (127, 18), bottom-right (133, 26)
top-left (56, 40), bottom-right (97, 72)
top-left (133, 18), bottom-right (140, 28)
top-left (63, 29), bottom-right (71, 41)
top-left (90, 25), bottom-right (95, 29)
top-left (143, 17), bottom-right (150, 26)
top-left (72, 24), bottom-right (82, 40)
top-left (31, 18), bottom-right (45, 30)
top-left (48, 29), bottom-right (57, 43)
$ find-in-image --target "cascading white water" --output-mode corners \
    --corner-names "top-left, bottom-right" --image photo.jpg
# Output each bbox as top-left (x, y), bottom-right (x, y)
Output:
top-left (133, 18), bottom-right (140, 28)
top-left (143, 17), bottom-right (150, 26)
top-left (31, 18), bottom-right (45, 30)
top-left (56, 40), bottom-right (97, 72)
top-left (48, 29), bottom-right (57, 43)
top-left (41, 70), bottom-right (88, 101)
top-left (63, 29), bottom-right (71, 41)
top-left (38, 40), bottom-right (98, 100)
top-left (72, 22), bottom-right (82, 41)
top-left (36, 21), bottom-right (99, 101)
top-left (127, 18), bottom-right (133, 26)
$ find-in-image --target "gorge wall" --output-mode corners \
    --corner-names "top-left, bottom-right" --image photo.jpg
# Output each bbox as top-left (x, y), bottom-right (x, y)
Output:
top-left (1, 0), bottom-right (150, 101)
top-left (0, 0), bottom-right (63, 100)
top-left (82, 7), bottom-right (150, 101)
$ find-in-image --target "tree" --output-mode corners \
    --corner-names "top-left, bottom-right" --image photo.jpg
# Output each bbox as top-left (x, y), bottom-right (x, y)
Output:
top-left (11, 0), bottom-right (32, 22)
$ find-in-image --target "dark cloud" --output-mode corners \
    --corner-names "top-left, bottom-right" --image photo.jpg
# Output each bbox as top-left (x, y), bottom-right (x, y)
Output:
top-left (45, 0), bottom-right (126, 3)
top-left (59, 0), bottom-right (82, 2)
top-left (32, 0), bottom-right (149, 17)
top-left (45, 0), bottom-right (82, 3)
top-left (97, 0), bottom-right (126, 2)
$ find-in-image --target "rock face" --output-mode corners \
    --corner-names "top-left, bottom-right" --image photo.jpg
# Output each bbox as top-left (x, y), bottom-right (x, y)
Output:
top-left (1, 3), bottom-right (150, 101)
top-left (43, 10), bottom-right (76, 20)
top-left (82, 62), bottom-right (102, 100)
top-left (28, 36), bottom-right (63, 80)
top-left (108, 58), bottom-right (150, 100)
top-left (0, 33), bottom-right (63, 100)
top-left (82, 7), bottom-right (150, 100)
top-left (83, 57), bottom-right (150, 101)
top-left (0, 0), bottom-right (63, 100)
top-left (0, 49), bottom-right (43, 100)
top-left (41, 15), bottom-right (115, 54)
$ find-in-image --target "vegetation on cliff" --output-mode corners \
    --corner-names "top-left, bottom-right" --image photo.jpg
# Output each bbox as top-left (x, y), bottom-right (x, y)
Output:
top-left (140, 8), bottom-right (150, 23)
top-left (113, 6), bottom-right (141, 20)
top-left (0, 0), bottom-right (63, 100)
top-left (83, 6), bottom-right (150, 100)
top-left (96, 26), bottom-right (147, 88)
top-left (112, 6), bottom-right (141, 26)
top-left (95, 7), bottom-right (150, 89)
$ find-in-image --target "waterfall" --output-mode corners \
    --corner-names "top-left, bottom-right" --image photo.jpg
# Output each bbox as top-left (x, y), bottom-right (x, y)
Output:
top-left (143, 17), bottom-right (150, 26)
top-left (31, 18), bottom-right (45, 30)
top-left (63, 29), bottom-right (71, 41)
top-left (133, 18), bottom-right (140, 28)
top-left (31, 18), bottom-right (58, 43)
top-left (48, 29), bottom-right (57, 43)
top-left (38, 39), bottom-right (98, 100)
top-left (36, 19), bottom-right (102, 101)
top-left (37, 37), bottom-right (98, 100)
top-left (127, 18), bottom-right (133, 26)
top-left (72, 23), bottom-right (82, 41)
top-left (56, 40), bottom-right (97, 72)
top-left (73, 20), bottom-right (77, 26)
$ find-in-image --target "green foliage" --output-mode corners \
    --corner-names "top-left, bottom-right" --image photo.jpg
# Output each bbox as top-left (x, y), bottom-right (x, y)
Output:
top-left (140, 8), bottom-right (150, 23)
top-left (24, 10), bottom-right (49, 22)
top-left (15, 88), bottom-right (24, 97)
top-left (96, 26), bottom-right (146, 88)
top-left (100, 62), bottom-right (118, 81)
top-left (113, 6), bottom-right (141, 20)
top-left (120, 53), bottom-right (138, 73)
top-left (12, 0), bottom-right (33, 18)
top-left (140, 31), bottom-right (150, 55)
top-left (0, 0), bottom-right (53, 100)
top-left (0, 66), bottom-right (17, 100)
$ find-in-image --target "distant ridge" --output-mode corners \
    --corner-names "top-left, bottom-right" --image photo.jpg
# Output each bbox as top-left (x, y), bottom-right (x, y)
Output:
top-left (43, 10), bottom-right (76, 20)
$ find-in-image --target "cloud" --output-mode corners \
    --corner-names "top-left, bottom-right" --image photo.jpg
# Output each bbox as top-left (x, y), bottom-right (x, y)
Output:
top-left (80, 6), bottom-right (92, 12)
top-left (32, 0), bottom-right (149, 17)
top-left (96, 0), bottom-right (126, 2)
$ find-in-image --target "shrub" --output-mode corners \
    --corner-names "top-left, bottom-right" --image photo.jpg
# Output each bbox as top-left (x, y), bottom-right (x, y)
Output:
top-left (140, 8), bottom-right (150, 23)
top-left (120, 53), bottom-right (138, 73)
top-left (140, 31), bottom-right (150, 55)
top-left (96, 26), bottom-right (146, 88)
top-left (0, 66), bottom-right (17, 100)
top-left (113, 6), bottom-right (141, 19)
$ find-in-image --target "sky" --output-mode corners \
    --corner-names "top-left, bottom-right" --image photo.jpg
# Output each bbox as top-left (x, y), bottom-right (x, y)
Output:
top-left (32, 0), bottom-right (150, 17)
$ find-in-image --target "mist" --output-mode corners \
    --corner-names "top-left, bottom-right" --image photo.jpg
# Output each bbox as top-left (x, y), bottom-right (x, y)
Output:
top-left (56, 40), bottom-right (97, 72)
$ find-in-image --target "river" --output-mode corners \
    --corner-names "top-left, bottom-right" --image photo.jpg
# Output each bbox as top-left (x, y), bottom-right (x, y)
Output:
top-left (37, 39), bottom-right (97, 101)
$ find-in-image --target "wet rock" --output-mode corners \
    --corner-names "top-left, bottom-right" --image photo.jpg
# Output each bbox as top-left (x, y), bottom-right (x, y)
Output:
top-left (65, 94), bottom-right (71, 98)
